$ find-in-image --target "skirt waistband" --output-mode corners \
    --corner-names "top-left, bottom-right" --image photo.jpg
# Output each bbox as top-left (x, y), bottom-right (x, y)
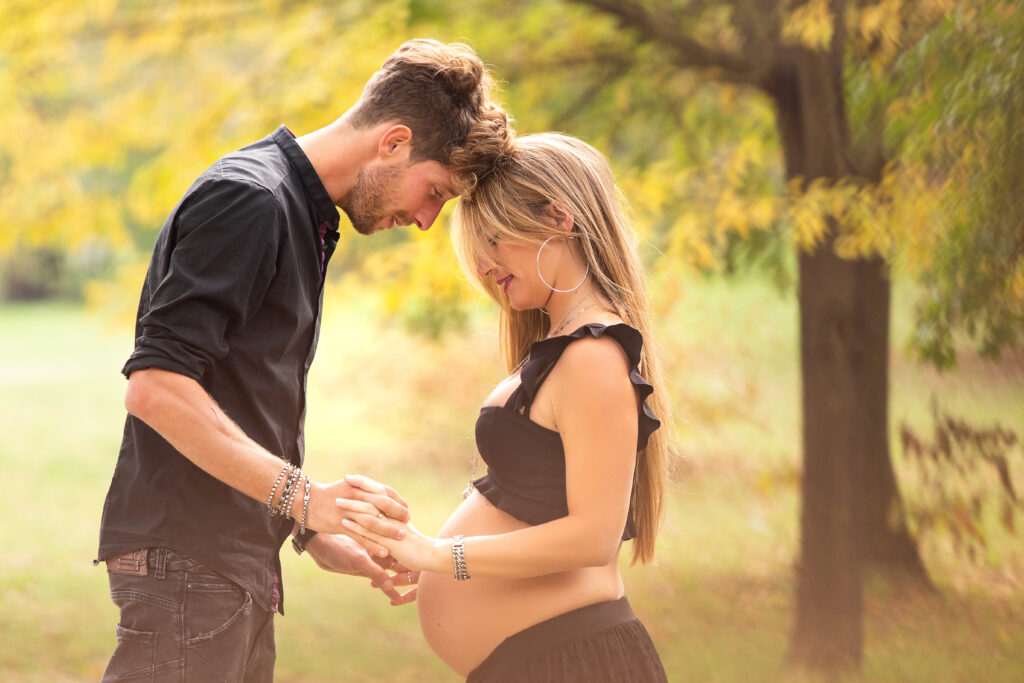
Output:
top-left (471, 597), bottom-right (636, 676)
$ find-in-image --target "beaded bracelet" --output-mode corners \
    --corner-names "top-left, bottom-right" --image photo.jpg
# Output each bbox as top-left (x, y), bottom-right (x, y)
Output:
top-left (273, 469), bottom-right (292, 517)
top-left (283, 469), bottom-right (302, 519)
top-left (277, 466), bottom-right (300, 517)
top-left (266, 463), bottom-right (292, 517)
top-left (299, 475), bottom-right (312, 534)
top-left (272, 465), bottom-right (299, 517)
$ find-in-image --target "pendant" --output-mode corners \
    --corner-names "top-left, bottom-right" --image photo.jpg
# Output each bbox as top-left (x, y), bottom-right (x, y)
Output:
top-left (462, 483), bottom-right (474, 500)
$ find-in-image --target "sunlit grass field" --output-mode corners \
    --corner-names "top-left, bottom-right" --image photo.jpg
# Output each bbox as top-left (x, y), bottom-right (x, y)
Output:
top-left (1, 272), bottom-right (1022, 682)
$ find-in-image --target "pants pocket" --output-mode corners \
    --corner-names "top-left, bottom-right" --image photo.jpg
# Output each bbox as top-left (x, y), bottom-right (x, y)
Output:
top-left (183, 572), bottom-right (263, 681)
top-left (183, 572), bottom-right (252, 645)
top-left (102, 623), bottom-right (157, 681)
top-left (106, 575), bottom-right (183, 681)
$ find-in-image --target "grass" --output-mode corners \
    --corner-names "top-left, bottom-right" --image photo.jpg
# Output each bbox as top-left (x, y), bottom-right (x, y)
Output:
top-left (0, 272), bottom-right (1021, 682)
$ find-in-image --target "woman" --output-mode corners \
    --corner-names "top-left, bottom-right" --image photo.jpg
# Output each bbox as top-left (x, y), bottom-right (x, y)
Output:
top-left (339, 133), bottom-right (672, 682)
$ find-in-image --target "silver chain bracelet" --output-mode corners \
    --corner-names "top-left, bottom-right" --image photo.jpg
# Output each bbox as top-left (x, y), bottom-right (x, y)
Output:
top-left (452, 535), bottom-right (470, 581)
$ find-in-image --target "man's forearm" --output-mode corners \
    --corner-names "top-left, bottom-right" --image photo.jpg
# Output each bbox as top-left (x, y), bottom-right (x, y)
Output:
top-left (125, 367), bottom-right (291, 512)
top-left (123, 367), bottom-right (407, 539)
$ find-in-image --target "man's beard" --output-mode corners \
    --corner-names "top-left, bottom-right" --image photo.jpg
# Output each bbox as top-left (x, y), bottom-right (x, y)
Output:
top-left (341, 162), bottom-right (405, 235)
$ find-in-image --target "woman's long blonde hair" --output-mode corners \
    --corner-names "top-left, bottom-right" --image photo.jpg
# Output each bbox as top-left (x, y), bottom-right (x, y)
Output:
top-left (452, 133), bottom-right (672, 564)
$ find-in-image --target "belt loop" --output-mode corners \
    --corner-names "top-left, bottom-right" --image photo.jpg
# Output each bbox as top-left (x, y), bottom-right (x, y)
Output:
top-left (153, 547), bottom-right (167, 580)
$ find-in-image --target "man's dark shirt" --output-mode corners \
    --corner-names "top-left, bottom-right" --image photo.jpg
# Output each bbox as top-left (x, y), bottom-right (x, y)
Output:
top-left (97, 126), bottom-right (340, 613)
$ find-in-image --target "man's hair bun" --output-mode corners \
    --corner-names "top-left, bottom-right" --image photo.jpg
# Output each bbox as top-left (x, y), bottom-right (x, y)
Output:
top-left (351, 39), bottom-right (513, 194)
top-left (440, 53), bottom-right (484, 101)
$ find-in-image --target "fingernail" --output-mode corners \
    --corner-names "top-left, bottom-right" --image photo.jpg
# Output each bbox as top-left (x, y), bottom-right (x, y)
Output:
top-left (341, 519), bottom-right (351, 526)
top-left (345, 474), bottom-right (356, 480)
top-left (378, 549), bottom-right (388, 557)
top-left (335, 498), bottom-right (346, 505)
top-left (382, 581), bottom-right (393, 591)
top-left (397, 529), bottom-right (406, 540)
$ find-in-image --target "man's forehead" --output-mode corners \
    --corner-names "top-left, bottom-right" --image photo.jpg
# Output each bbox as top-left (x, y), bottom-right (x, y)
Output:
top-left (412, 159), bottom-right (458, 197)
top-left (432, 165), bottom-right (459, 196)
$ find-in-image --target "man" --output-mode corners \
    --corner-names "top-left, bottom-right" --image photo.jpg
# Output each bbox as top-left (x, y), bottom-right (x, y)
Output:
top-left (96, 39), bottom-right (513, 681)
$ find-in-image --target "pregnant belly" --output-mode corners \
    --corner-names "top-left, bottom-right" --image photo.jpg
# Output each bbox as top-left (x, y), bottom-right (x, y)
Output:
top-left (416, 490), bottom-right (623, 677)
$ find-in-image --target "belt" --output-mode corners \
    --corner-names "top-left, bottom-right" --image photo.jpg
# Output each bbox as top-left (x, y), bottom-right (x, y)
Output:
top-left (105, 548), bottom-right (211, 576)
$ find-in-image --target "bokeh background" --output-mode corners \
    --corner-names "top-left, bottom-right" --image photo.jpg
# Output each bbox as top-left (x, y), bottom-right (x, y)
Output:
top-left (1, 1), bottom-right (1022, 681)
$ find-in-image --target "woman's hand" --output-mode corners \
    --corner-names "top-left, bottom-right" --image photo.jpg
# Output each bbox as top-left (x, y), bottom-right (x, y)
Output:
top-left (304, 474), bottom-right (410, 557)
top-left (335, 497), bottom-right (449, 574)
top-left (382, 562), bottom-right (421, 606)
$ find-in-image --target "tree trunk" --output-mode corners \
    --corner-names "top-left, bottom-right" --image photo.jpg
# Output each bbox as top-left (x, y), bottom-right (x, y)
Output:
top-left (859, 261), bottom-right (933, 586)
top-left (767, 29), bottom-right (933, 670)
top-left (792, 239), bottom-right (868, 670)
top-left (572, 0), bottom-right (934, 671)
top-left (768, 39), bottom-right (867, 671)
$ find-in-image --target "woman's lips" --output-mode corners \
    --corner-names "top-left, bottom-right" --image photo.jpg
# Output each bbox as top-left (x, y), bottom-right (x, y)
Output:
top-left (498, 275), bottom-right (512, 292)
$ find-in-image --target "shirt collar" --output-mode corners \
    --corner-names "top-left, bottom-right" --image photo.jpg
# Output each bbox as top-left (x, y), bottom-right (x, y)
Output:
top-left (271, 125), bottom-right (340, 232)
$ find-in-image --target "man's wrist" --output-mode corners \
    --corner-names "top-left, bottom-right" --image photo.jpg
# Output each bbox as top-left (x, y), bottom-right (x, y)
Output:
top-left (292, 528), bottom-right (318, 555)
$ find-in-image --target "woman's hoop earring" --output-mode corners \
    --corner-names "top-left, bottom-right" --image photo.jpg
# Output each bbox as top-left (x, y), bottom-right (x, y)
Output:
top-left (536, 236), bottom-right (589, 293)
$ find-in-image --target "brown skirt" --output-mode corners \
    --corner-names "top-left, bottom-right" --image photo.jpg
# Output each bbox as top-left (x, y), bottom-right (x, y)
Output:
top-left (466, 597), bottom-right (668, 683)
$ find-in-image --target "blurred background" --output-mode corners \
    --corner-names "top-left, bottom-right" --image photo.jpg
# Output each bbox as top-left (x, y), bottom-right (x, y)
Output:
top-left (1, 1), bottom-right (1022, 681)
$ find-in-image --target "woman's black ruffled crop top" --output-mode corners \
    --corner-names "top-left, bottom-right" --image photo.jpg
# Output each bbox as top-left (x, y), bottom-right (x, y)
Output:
top-left (472, 323), bottom-right (661, 541)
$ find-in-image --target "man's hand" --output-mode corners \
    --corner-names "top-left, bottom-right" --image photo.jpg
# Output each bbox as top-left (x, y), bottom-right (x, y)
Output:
top-left (306, 474), bottom-right (410, 547)
top-left (303, 533), bottom-right (415, 605)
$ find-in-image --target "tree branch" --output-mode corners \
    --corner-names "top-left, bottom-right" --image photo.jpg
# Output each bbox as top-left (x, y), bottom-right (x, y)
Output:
top-left (498, 51), bottom-right (635, 80)
top-left (550, 57), bottom-right (634, 130)
top-left (571, 0), bottom-right (759, 84)
top-left (732, 0), bottom-right (779, 67)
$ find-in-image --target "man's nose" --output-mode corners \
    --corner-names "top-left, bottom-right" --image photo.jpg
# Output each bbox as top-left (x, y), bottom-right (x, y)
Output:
top-left (414, 202), bottom-right (444, 232)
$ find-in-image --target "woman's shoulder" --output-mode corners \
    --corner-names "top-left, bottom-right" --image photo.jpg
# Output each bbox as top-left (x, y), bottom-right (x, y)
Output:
top-left (545, 319), bottom-right (640, 389)
top-left (542, 319), bottom-right (644, 362)
top-left (517, 318), bottom-right (647, 404)
top-left (547, 319), bottom-right (662, 450)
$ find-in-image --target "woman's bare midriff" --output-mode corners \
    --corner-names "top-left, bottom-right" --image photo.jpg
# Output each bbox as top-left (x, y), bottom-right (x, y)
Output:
top-left (416, 490), bottom-right (625, 677)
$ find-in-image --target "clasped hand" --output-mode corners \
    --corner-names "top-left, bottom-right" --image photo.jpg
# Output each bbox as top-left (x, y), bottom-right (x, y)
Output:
top-left (335, 479), bottom-right (448, 577)
top-left (304, 474), bottom-right (421, 605)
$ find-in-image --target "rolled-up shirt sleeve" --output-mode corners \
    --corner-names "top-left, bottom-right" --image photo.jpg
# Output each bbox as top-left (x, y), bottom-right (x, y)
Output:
top-left (123, 178), bottom-right (281, 382)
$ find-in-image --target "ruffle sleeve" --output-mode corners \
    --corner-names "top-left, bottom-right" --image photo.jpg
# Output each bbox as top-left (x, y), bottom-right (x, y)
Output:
top-left (516, 323), bottom-right (662, 452)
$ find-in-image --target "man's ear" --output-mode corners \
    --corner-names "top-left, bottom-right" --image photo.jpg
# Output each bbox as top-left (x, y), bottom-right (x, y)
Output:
top-left (378, 124), bottom-right (413, 160)
top-left (545, 202), bottom-right (575, 234)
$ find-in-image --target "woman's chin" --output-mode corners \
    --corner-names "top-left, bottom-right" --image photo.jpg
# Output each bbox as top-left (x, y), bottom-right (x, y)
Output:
top-left (506, 297), bottom-right (534, 312)
top-left (504, 289), bottom-right (545, 313)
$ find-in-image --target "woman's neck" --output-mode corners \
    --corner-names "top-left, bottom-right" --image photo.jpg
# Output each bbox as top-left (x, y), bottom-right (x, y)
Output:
top-left (543, 284), bottom-right (606, 338)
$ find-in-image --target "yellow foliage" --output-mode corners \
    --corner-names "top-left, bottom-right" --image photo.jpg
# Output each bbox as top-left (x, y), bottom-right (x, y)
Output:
top-left (1011, 270), bottom-right (1024, 307)
top-left (84, 260), bottom-right (150, 330)
top-left (854, 0), bottom-right (904, 71)
top-left (750, 197), bottom-right (779, 231)
top-left (664, 213), bottom-right (715, 271)
top-left (782, 0), bottom-right (835, 51)
top-left (0, 0), bottom-right (986, 321)
top-left (0, 0), bottom-right (422, 260)
top-left (713, 190), bottom-right (750, 239)
top-left (788, 177), bottom-right (830, 251)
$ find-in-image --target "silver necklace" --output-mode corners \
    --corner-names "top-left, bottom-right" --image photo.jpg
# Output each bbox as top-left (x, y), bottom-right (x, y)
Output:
top-left (462, 456), bottom-right (479, 499)
top-left (546, 292), bottom-right (590, 339)
top-left (548, 301), bottom-right (602, 339)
